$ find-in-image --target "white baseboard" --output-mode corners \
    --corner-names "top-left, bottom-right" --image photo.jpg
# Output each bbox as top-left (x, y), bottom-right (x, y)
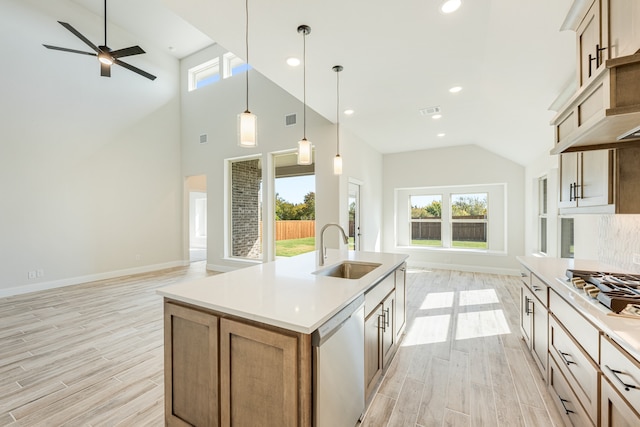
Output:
top-left (207, 263), bottom-right (237, 273)
top-left (407, 260), bottom-right (520, 276)
top-left (0, 260), bottom-right (189, 298)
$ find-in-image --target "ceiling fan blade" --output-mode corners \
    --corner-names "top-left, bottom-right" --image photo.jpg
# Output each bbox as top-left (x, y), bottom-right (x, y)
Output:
top-left (43, 44), bottom-right (97, 57)
top-left (110, 46), bottom-right (145, 59)
top-left (101, 62), bottom-right (111, 78)
top-left (58, 21), bottom-right (99, 53)
top-left (114, 59), bottom-right (156, 81)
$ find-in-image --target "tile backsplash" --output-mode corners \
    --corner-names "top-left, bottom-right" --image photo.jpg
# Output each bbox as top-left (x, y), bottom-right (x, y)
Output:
top-left (598, 215), bottom-right (640, 273)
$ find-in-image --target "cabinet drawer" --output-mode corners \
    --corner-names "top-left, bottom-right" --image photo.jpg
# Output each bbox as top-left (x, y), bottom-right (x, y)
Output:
top-left (549, 290), bottom-right (600, 362)
top-left (601, 335), bottom-right (640, 412)
top-left (548, 355), bottom-right (595, 427)
top-left (531, 274), bottom-right (548, 308)
top-left (601, 374), bottom-right (640, 426)
top-left (365, 272), bottom-right (394, 317)
top-left (549, 315), bottom-right (599, 423)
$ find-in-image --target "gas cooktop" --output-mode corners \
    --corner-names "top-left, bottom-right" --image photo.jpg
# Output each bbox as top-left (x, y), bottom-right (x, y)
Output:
top-left (565, 269), bottom-right (640, 315)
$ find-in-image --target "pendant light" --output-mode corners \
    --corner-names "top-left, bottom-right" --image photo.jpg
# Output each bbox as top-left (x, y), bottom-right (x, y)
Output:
top-left (296, 25), bottom-right (312, 165)
top-left (332, 65), bottom-right (343, 175)
top-left (238, 0), bottom-right (257, 147)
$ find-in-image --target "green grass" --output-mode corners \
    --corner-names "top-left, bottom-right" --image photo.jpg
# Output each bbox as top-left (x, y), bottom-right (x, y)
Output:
top-left (411, 239), bottom-right (488, 249)
top-left (276, 237), bottom-right (316, 257)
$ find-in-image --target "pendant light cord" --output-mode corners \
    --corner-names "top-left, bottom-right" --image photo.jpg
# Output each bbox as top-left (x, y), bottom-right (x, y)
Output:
top-left (302, 30), bottom-right (307, 139)
top-left (245, 0), bottom-right (249, 113)
top-left (336, 69), bottom-right (340, 155)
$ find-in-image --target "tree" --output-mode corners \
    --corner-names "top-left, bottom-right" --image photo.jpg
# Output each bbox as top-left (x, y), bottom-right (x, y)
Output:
top-left (452, 196), bottom-right (487, 217)
top-left (275, 192), bottom-right (315, 220)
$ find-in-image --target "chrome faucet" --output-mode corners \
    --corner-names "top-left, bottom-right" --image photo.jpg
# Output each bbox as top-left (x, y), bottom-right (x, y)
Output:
top-left (319, 223), bottom-right (349, 266)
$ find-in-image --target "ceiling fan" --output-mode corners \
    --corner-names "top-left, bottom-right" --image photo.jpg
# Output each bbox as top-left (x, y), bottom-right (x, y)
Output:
top-left (43, 0), bottom-right (156, 81)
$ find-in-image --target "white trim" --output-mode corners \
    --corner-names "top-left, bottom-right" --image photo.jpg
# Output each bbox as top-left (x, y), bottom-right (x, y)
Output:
top-left (0, 261), bottom-right (188, 298)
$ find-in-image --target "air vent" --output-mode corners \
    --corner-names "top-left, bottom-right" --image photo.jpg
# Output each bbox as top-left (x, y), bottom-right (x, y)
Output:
top-left (285, 113), bottom-right (297, 127)
top-left (617, 124), bottom-right (640, 141)
top-left (199, 134), bottom-right (208, 144)
top-left (418, 106), bottom-right (441, 116)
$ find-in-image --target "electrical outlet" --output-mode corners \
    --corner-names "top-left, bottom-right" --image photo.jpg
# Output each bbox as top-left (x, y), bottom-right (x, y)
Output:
top-left (28, 271), bottom-right (36, 279)
top-left (633, 253), bottom-right (640, 265)
top-left (36, 269), bottom-right (44, 278)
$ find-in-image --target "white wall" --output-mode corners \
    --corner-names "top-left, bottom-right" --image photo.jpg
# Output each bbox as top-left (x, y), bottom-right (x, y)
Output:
top-left (179, 45), bottom-right (384, 271)
top-left (382, 145), bottom-right (525, 274)
top-left (0, 0), bottom-right (184, 296)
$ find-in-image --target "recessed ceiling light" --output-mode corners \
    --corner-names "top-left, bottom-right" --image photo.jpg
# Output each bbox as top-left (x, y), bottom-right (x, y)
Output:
top-left (432, 114), bottom-right (442, 119)
top-left (449, 86), bottom-right (462, 93)
top-left (344, 109), bottom-right (354, 115)
top-left (437, 133), bottom-right (446, 137)
top-left (286, 57), bottom-right (301, 67)
top-left (441, 0), bottom-right (462, 14)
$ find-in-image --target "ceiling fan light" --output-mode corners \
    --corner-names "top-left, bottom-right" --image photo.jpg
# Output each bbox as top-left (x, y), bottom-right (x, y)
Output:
top-left (98, 53), bottom-right (113, 65)
top-left (238, 111), bottom-right (257, 147)
top-left (441, 0), bottom-right (462, 14)
top-left (297, 138), bottom-right (312, 165)
top-left (333, 154), bottom-right (343, 175)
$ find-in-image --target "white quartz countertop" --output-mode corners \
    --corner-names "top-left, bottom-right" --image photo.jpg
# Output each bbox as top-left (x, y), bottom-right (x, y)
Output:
top-left (158, 250), bottom-right (408, 334)
top-left (517, 256), bottom-right (640, 362)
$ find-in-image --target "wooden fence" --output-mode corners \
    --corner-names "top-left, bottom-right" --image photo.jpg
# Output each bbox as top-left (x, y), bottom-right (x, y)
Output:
top-left (275, 220), bottom-right (316, 241)
top-left (411, 217), bottom-right (487, 242)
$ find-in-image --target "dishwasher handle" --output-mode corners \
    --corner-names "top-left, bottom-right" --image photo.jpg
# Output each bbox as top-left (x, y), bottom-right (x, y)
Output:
top-left (312, 294), bottom-right (365, 347)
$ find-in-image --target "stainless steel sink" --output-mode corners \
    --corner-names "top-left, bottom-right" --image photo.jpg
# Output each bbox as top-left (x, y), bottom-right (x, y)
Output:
top-left (314, 261), bottom-right (382, 280)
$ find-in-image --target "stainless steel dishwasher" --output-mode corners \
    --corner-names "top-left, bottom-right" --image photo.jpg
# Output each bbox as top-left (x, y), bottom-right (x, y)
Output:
top-left (312, 294), bottom-right (365, 427)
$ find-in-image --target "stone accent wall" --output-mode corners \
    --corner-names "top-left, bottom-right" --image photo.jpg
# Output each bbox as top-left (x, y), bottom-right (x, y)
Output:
top-left (231, 159), bottom-right (262, 259)
top-left (597, 215), bottom-right (640, 273)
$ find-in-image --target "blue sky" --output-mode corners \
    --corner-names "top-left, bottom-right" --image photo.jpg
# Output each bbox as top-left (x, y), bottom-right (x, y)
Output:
top-left (275, 175), bottom-right (315, 204)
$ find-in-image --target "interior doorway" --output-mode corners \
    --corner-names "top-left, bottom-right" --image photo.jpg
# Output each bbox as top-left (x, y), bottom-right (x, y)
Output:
top-left (186, 175), bottom-right (207, 262)
top-left (348, 181), bottom-right (361, 250)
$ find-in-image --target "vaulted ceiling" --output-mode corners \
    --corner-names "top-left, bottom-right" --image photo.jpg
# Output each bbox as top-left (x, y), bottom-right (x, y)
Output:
top-left (15, 0), bottom-right (577, 166)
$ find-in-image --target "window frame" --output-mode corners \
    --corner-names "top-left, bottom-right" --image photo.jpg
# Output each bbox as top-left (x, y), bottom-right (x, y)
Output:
top-left (188, 58), bottom-right (220, 91)
top-left (409, 194), bottom-right (443, 247)
top-left (396, 183), bottom-right (506, 253)
top-left (449, 192), bottom-right (489, 250)
top-left (538, 176), bottom-right (548, 254)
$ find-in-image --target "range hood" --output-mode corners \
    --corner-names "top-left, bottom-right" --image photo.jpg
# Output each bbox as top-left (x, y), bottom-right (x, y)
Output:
top-left (550, 52), bottom-right (640, 154)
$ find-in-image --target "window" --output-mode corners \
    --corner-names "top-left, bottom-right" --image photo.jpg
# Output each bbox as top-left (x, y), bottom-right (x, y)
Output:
top-left (396, 184), bottom-right (506, 252)
top-left (188, 53), bottom-right (249, 91)
top-left (560, 218), bottom-right (574, 258)
top-left (410, 195), bottom-right (442, 247)
top-left (223, 53), bottom-right (249, 78)
top-left (188, 58), bottom-right (220, 91)
top-left (538, 177), bottom-right (548, 254)
top-left (229, 157), bottom-right (262, 260)
top-left (450, 193), bottom-right (488, 249)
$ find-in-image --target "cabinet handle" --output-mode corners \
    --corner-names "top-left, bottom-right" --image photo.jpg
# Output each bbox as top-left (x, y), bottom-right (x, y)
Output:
top-left (384, 308), bottom-right (390, 328)
top-left (588, 53), bottom-right (597, 78)
top-left (559, 397), bottom-right (575, 415)
top-left (559, 351), bottom-right (576, 366)
top-left (596, 44), bottom-right (607, 67)
top-left (378, 314), bottom-right (386, 333)
top-left (524, 296), bottom-right (532, 316)
top-left (532, 285), bottom-right (542, 292)
top-left (605, 365), bottom-right (639, 392)
top-left (569, 183), bottom-right (575, 202)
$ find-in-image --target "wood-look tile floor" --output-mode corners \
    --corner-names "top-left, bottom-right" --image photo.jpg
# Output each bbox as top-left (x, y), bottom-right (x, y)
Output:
top-left (0, 264), bottom-right (564, 426)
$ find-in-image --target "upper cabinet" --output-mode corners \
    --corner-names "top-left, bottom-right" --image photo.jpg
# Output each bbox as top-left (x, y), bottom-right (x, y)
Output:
top-left (551, 0), bottom-right (640, 154)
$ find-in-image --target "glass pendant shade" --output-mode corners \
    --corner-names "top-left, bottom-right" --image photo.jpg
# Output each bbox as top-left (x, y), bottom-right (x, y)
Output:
top-left (333, 154), bottom-right (343, 175)
top-left (297, 138), bottom-right (312, 165)
top-left (238, 111), bottom-right (257, 147)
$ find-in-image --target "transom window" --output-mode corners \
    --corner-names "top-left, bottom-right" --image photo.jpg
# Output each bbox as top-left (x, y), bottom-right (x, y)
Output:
top-left (188, 53), bottom-right (249, 92)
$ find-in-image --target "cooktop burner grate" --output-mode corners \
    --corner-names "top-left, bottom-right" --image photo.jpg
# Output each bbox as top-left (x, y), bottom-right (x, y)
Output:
top-left (566, 269), bottom-right (640, 314)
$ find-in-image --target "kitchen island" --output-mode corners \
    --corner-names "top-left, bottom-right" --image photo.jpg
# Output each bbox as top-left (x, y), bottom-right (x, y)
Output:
top-left (158, 249), bottom-right (408, 427)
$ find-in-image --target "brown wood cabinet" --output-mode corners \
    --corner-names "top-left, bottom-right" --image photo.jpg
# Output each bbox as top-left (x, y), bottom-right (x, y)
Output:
top-left (558, 150), bottom-right (613, 212)
top-left (381, 291), bottom-right (396, 369)
top-left (577, 0), bottom-right (605, 88)
top-left (519, 272), bottom-right (548, 376)
top-left (164, 301), bottom-right (312, 427)
top-left (601, 376), bottom-right (640, 427)
top-left (394, 264), bottom-right (406, 342)
top-left (548, 355), bottom-right (595, 427)
top-left (364, 305), bottom-right (383, 400)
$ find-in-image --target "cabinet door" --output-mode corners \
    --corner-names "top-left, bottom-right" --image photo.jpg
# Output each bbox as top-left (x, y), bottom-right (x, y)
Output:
top-left (601, 376), bottom-right (640, 427)
top-left (559, 153), bottom-right (579, 209)
top-left (607, 0), bottom-right (640, 59)
top-left (164, 302), bottom-right (219, 427)
top-left (531, 293), bottom-right (548, 375)
top-left (219, 318), bottom-right (299, 427)
top-left (381, 291), bottom-right (396, 369)
top-left (365, 306), bottom-right (383, 400)
top-left (579, 149), bottom-right (612, 207)
top-left (394, 264), bottom-right (406, 341)
top-left (520, 285), bottom-right (533, 346)
top-left (577, 0), bottom-right (604, 87)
